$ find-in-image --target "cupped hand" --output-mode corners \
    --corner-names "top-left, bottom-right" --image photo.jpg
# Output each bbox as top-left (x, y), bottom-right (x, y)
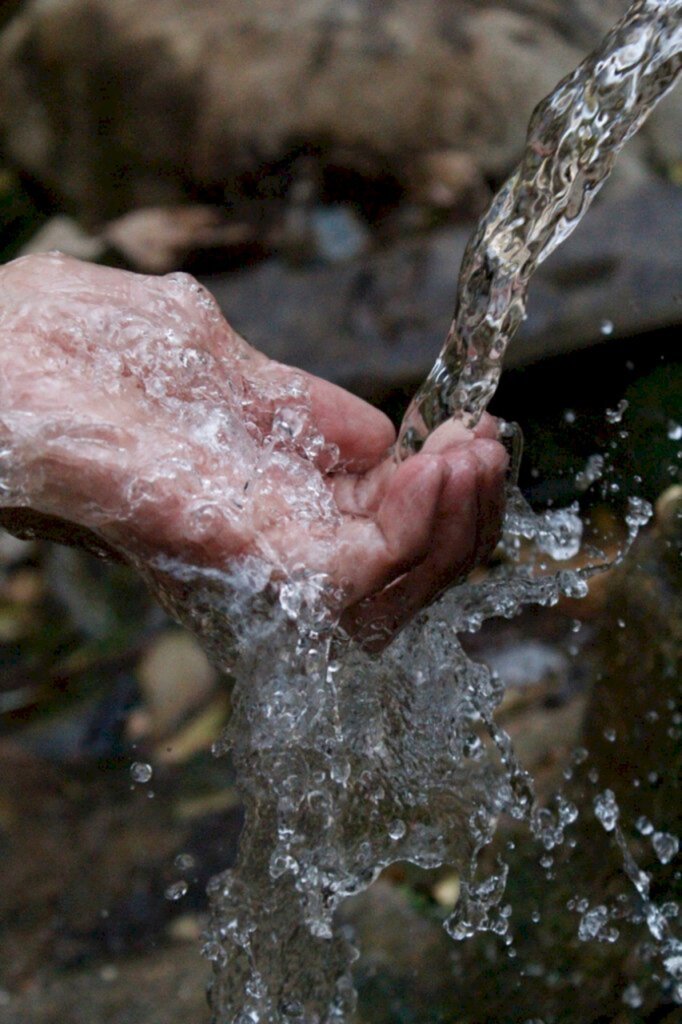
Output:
top-left (0, 253), bottom-right (507, 643)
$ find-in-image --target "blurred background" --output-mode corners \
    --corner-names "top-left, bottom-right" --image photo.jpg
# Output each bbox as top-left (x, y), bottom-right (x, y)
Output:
top-left (0, 1), bottom-right (680, 1021)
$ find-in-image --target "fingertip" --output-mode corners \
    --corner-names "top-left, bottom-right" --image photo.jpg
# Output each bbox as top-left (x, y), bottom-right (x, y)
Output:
top-left (472, 412), bottom-right (501, 441)
top-left (421, 418), bottom-right (474, 454)
top-left (472, 436), bottom-right (509, 478)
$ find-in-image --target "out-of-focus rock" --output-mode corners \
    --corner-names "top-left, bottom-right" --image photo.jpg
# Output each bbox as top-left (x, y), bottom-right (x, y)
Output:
top-left (580, 486), bottom-right (682, 828)
top-left (102, 206), bottom-right (254, 274)
top-left (0, 0), bottom-right (674, 225)
top-left (0, 529), bottom-right (34, 568)
top-left (135, 629), bottom-right (218, 740)
top-left (18, 214), bottom-right (105, 261)
top-left (411, 148), bottom-right (492, 213)
top-left (341, 879), bottom-right (456, 1023)
top-left (0, 940), bottom-right (209, 1024)
top-left (202, 180), bottom-right (682, 399)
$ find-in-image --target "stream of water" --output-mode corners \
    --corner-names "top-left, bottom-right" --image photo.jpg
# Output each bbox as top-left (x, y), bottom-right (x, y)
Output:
top-left (398, 0), bottom-right (682, 452)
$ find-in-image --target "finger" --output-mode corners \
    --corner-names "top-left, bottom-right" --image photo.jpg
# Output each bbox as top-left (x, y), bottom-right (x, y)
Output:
top-left (331, 412), bottom-right (502, 516)
top-left (242, 359), bottom-right (397, 472)
top-left (326, 454), bottom-right (446, 603)
top-left (343, 438), bottom-right (507, 647)
top-left (305, 374), bottom-right (397, 471)
top-left (420, 411), bottom-right (500, 455)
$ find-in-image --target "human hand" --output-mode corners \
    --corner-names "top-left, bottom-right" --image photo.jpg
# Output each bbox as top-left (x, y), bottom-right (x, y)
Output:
top-left (0, 253), bottom-right (507, 644)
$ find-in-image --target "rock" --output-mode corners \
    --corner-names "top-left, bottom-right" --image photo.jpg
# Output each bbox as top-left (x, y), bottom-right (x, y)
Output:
top-left (0, 0), bottom-right (676, 225)
top-left (102, 206), bottom-right (254, 274)
top-left (202, 180), bottom-right (682, 401)
top-left (342, 880), bottom-right (457, 1023)
top-left (0, 529), bottom-right (34, 568)
top-left (580, 484), bottom-right (682, 826)
top-left (0, 945), bottom-right (209, 1024)
top-left (18, 214), bottom-right (105, 262)
top-left (135, 630), bottom-right (218, 740)
top-left (306, 205), bottom-right (370, 263)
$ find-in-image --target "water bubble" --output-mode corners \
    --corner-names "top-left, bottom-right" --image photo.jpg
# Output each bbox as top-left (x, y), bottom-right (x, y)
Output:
top-left (664, 954), bottom-right (682, 981)
top-left (387, 819), bottom-right (407, 841)
top-left (578, 905), bottom-right (611, 941)
top-left (622, 982), bottom-right (643, 1008)
top-left (130, 761), bottom-right (153, 784)
top-left (625, 496), bottom-right (653, 531)
top-left (563, 409), bottom-right (576, 424)
top-left (668, 420), bottom-right (682, 441)
top-left (600, 320), bottom-right (614, 336)
top-left (636, 816), bottom-right (654, 835)
top-left (605, 399), bottom-right (628, 424)
top-left (559, 573), bottom-right (589, 599)
top-left (558, 799), bottom-right (579, 826)
top-left (603, 727), bottom-right (616, 742)
top-left (175, 852), bottom-right (196, 872)
top-left (536, 506), bottom-right (583, 560)
top-left (202, 940), bottom-right (228, 966)
top-left (279, 999), bottom-right (305, 1019)
top-left (652, 831), bottom-right (679, 865)
top-left (594, 790), bottom-right (619, 831)
top-left (165, 880), bottom-right (189, 901)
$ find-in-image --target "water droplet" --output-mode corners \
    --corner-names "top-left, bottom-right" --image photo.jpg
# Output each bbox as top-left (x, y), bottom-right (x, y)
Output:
top-left (600, 320), bottom-right (614, 336)
top-left (578, 904), bottom-right (610, 941)
top-left (175, 852), bottom-right (196, 872)
top-left (388, 819), bottom-right (406, 841)
top-left (622, 982), bottom-right (643, 1008)
top-left (652, 831), bottom-right (679, 865)
top-left (664, 954), bottom-right (682, 981)
top-left (636, 815), bottom-right (654, 836)
top-left (668, 420), bottom-right (682, 441)
top-left (605, 399), bottom-right (628, 424)
top-left (130, 761), bottom-right (153, 784)
top-left (594, 790), bottom-right (619, 831)
top-left (165, 880), bottom-right (189, 901)
top-left (625, 496), bottom-right (653, 531)
top-left (603, 727), bottom-right (616, 742)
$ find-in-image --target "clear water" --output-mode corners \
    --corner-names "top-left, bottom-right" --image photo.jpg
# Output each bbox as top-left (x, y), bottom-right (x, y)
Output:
top-left (0, 2), bottom-right (679, 1022)
top-left (181, 3), bottom-right (681, 1019)
top-left (397, 0), bottom-right (682, 454)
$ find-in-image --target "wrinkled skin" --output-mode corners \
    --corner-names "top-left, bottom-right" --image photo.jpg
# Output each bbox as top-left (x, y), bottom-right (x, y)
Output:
top-left (0, 253), bottom-right (507, 642)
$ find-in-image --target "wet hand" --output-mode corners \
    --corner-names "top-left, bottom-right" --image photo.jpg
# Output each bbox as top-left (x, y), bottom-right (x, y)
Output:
top-left (0, 253), bottom-right (507, 643)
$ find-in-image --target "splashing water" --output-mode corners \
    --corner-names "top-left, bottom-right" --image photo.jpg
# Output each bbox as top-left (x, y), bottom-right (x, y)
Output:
top-left (397, 0), bottom-right (682, 454)
top-left (164, 2), bottom-right (678, 1020)
top-left (0, 3), bottom-right (679, 1022)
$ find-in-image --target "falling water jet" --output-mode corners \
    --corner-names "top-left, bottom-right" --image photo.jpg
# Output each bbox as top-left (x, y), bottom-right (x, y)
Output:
top-left (397, 0), bottom-right (682, 454)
